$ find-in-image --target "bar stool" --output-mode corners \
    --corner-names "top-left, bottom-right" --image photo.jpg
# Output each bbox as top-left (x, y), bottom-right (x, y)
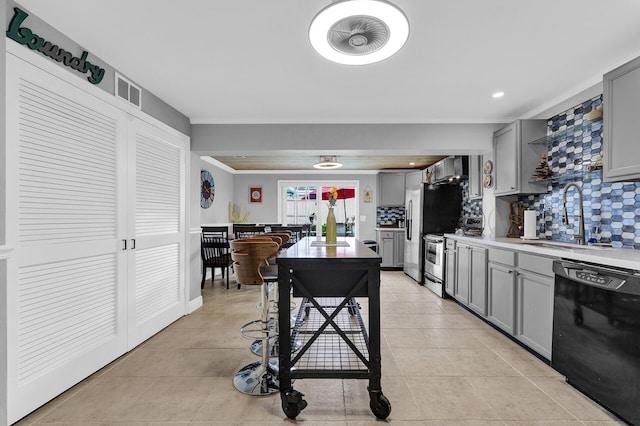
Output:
top-left (237, 234), bottom-right (300, 357)
top-left (231, 239), bottom-right (280, 395)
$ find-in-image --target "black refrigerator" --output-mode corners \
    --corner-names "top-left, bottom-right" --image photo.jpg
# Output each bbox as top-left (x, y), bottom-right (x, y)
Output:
top-left (403, 183), bottom-right (462, 282)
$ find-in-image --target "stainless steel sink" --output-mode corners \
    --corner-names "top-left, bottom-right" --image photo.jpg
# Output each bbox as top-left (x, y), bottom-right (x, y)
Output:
top-left (519, 240), bottom-right (613, 250)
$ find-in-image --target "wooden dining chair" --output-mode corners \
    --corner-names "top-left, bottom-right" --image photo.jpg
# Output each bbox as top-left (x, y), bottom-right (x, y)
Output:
top-left (230, 239), bottom-right (280, 395)
top-left (271, 226), bottom-right (303, 247)
top-left (200, 234), bottom-right (233, 289)
top-left (232, 224), bottom-right (266, 239)
top-left (202, 225), bottom-right (229, 239)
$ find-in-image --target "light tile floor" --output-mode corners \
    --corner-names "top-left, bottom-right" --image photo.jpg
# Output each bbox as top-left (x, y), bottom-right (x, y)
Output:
top-left (15, 271), bottom-right (623, 425)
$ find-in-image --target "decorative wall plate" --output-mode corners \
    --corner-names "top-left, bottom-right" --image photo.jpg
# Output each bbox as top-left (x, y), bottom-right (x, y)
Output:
top-left (483, 174), bottom-right (492, 188)
top-left (483, 160), bottom-right (493, 175)
top-left (250, 187), bottom-right (262, 203)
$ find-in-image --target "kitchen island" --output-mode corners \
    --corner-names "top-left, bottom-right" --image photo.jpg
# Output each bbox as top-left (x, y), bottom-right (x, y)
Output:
top-left (276, 237), bottom-right (389, 419)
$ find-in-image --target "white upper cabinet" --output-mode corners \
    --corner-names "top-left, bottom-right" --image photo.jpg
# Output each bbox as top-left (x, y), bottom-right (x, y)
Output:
top-left (603, 55), bottom-right (640, 182)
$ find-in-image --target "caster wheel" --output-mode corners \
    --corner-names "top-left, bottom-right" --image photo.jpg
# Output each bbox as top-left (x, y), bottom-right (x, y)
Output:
top-left (281, 390), bottom-right (307, 419)
top-left (369, 392), bottom-right (391, 419)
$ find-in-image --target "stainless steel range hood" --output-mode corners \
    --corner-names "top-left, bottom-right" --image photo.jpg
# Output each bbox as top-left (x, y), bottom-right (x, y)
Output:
top-left (432, 156), bottom-right (468, 183)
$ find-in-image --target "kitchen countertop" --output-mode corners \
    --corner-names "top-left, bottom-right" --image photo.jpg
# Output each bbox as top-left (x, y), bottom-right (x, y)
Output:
top-left (375, 228), bottom-right (405, 231)
top-left (445, 234), bottom-right (640, 271)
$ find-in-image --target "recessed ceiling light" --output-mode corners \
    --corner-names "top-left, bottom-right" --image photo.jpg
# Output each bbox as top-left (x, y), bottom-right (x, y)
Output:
top-left (492, 91), bottom-right (505, 99)
top-left (409, 162), bottom-right (415, 166)
top-left (313, 155), bottom-right (344, 169)
top-left (309, 0), bottom-right (410, 65)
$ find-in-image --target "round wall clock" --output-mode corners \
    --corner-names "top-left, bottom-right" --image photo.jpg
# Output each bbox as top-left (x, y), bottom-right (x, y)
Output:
top-left (200, 170), bottom-right (215, 208)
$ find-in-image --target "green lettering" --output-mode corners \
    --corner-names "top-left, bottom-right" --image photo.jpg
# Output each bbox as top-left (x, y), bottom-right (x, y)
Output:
top-left (6, 7), bottom-right (30, 44)
top-left (27, 34), bottom-right (45, 50)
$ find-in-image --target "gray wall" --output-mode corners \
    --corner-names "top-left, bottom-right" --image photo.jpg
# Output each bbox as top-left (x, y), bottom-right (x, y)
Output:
top-left (200, 159), bottom-right (235, 225)
top-left (232, 173), bottom-right (379, 242)
top-left (191, 123), bottom-right (500, 156)
top-left (5, 0), bottom-right (190, 136)
top-left (1, 0), bottom-right (7, 422)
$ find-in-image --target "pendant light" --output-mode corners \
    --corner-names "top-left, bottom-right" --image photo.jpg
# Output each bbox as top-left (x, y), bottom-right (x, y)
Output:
top-left (309, 0), bottom-right (409, 65)
top-left (313, 155), bottom-right (344, 169)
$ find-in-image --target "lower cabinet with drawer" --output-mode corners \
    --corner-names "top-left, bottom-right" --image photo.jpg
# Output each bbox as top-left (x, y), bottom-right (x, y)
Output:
top-left (455, 243), bottom-right (556, 360)
top-left (488, 264), bottom-right (516, 334)
top-left (487, 248), bottom-right (516, 335)
top-left (377, 229), bottom-right (404, 268)
top-left (515, 253), bottom-right (554, 360)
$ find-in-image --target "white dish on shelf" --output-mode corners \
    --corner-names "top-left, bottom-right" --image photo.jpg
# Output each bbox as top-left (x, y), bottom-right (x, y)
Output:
top-left (520, 236), bottom-right (540, 240)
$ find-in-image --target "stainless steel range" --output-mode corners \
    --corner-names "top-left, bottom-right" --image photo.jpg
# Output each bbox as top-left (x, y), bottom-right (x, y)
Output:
top-left (423, 234), bottom-right (445, 297)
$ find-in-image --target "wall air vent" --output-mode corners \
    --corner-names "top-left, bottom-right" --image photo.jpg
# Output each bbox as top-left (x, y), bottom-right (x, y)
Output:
top-left (115, 73), bottom-right (142, 109)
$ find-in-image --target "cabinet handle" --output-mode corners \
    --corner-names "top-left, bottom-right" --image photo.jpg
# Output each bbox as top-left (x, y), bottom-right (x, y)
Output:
top-left (131, 239), bottom-right (136, 249)
top-left (122, 239), bottom-right (127, 250)
top-left (508, 270), bottom-right (513, 274)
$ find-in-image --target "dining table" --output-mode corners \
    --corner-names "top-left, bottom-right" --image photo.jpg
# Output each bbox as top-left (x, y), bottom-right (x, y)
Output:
top-left (276, 236), bottom-right (390, 420)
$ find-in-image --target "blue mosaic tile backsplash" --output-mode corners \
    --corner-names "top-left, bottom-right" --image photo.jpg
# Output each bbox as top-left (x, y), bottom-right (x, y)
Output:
top-left (519, 95), bottom-right (640, 249)
top-left (376, 205), bottom-right (405, 227)
top-left (461, 180), bottom-right (483, 218)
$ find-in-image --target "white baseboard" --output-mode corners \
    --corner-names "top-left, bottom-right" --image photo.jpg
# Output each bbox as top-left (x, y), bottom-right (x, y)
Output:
top-left (188, 296), bottom-right (203, 313)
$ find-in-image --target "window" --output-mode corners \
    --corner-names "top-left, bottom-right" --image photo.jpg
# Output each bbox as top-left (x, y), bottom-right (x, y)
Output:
top-left (278, 180), bottom-right (358, 237)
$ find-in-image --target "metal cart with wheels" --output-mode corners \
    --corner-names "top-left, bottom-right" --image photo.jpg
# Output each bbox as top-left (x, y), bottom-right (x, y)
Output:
top-left (277, 237), bottom-right (390, 420)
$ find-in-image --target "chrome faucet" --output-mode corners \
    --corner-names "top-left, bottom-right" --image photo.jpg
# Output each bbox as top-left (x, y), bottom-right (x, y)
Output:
top-left (562, 182), bottom-right (585, 245)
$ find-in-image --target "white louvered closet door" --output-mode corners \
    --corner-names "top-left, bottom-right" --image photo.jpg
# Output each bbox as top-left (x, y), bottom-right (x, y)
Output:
top-left (5, 53), bottom-right (129, 422)
top-left (6, 48), bottom-right (188, 424)
top-left (126, 118), bottom-right (185, 348)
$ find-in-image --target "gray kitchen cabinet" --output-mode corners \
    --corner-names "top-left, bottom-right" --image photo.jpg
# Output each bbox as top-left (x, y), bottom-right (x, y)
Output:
top-left (487, 247), bottom-right (516, 334)
top-left (448, 237), bottom-right (557, 360)
top-left (394, 231), bottom-right (404, 267)
top-left (468, 155), bottom-right (482, 200)
top-left (487, 262), bottom-right (516, 334)
top-left (493, 120), bottom-right (547, 196)
top-left (444, 238), bottom-right (456, 296)
top-left (455, 243), bottom-right (470, 304)
top-left (377, 229), bottom-right (404, 268)
top-left (468, 246), bottom-right (487, 315)
top-left (515, 253), bottom-right (555, 360)
top-left (455, 242), bottom-right (487, 314)
top-left (603, 55), bottom-right (640, 182)
top-left (377, 172), bottom-right (406, 206)
top-left (404, 170), bottom-right (424, 189)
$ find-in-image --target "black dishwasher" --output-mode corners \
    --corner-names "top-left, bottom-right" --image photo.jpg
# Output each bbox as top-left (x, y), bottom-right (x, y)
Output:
top-left (553, 259), bottom-right (640, 425)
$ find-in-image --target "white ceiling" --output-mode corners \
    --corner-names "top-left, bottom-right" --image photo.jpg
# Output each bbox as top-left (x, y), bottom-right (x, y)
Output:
top-left (14, 0), bottom-right (640, 169)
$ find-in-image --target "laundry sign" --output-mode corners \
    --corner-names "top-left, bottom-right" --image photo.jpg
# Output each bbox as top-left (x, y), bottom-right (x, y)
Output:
top-left (6, 7), bottom-right (105, 84)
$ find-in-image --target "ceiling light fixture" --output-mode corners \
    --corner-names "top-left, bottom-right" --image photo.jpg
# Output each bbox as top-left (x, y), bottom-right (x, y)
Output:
top-left (309, 0), bottom-right (409, 65)
top-left (313, 155), bottom-right (344, 169)
top-left (492, 91), bottom-right (505, 99)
